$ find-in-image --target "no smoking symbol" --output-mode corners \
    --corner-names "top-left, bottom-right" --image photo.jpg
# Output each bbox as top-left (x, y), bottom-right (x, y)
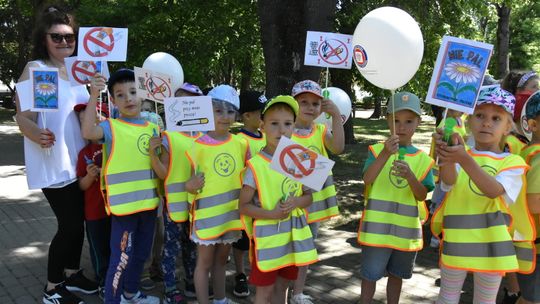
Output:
top-left (318, 39), bottom-right (349, 65)
top-left (71, 61), bottom-right (98, 84)
top-left (83, 27), bottom-right (115, 57)
top-left (279, 145), bottom-right (316, 179)
top-left (145, 76), bottom-right (171, 101)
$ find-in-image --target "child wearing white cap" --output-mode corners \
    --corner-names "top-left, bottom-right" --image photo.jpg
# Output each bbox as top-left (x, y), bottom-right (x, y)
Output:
top-left (185, 85), bottom-right (248, 304)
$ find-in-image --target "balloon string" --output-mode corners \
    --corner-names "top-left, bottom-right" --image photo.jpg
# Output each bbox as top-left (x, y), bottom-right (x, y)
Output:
top-left (390, 89), bottom-right (395, 136)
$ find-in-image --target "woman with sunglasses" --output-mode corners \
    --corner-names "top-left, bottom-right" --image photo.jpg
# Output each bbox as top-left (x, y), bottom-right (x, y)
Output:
top-left (15, 5), bottom-right (98, 304)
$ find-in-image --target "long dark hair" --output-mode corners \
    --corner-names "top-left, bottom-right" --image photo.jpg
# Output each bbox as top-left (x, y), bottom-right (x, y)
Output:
top-left (31, 5), bottom-right (77, 60)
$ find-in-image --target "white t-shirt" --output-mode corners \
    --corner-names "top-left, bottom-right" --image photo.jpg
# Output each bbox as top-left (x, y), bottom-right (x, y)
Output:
top-left (23, 60), bottom-right (89, 189)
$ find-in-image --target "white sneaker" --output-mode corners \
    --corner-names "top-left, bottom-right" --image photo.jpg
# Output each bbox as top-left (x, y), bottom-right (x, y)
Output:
top-left (290, 293), bottom-right (314, 304)
top-left (120, 291), bottom-right (160, 304)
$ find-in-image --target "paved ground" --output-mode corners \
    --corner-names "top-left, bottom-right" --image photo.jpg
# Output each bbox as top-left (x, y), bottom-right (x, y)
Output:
top-left (0, 118), bottom-right (498, 304)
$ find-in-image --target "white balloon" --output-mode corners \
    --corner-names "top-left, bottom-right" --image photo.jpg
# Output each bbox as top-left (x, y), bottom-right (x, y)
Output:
top-left (315, 87), bottom-right (353, 130)
top-left (325, 87), bottom-right (352, 124)
top-left (143, 52), bottom-right (184, 93)
top-left (352, 6), bottom-right (424, 90)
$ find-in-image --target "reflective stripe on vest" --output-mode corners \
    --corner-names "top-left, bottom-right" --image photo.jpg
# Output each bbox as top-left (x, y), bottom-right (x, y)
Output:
top-left (249, 154), bottom-right (318, 271)
top-left (292, 123), bottom-right (339, 223)
top-left (358, 143), bottom-right (433, 251)
top-left (189, 135), bottom-right (247, 240)
top-left (103, 119), bottom-right (159, 215)
top-left (164, 132), bottom-right (200, 222)
top-left (432, 151), bottom-right (534, 273)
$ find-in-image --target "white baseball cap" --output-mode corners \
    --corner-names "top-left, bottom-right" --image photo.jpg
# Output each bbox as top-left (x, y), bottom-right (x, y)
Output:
top-left (208, 85), bottom-right (240, 110)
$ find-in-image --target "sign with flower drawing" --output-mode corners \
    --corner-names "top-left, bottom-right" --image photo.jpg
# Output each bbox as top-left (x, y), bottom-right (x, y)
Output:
top-left (30, 67), bottom-right (59, 112)
top-left (426, 36), bottom-right (493, 114)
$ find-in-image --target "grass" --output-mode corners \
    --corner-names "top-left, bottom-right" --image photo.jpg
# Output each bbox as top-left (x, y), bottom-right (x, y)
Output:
top-left (326, 116), bottom-right (435, 231)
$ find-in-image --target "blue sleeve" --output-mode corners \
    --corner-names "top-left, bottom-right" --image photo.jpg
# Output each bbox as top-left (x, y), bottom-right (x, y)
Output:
top-left (421, 168), bottom-right (435, 193)
top-left (99, 120), bottom-right (112, 146)
top-left (362, 148), bottom-right (377, 174)
top-left (161, 137), bottom-right (169, 153)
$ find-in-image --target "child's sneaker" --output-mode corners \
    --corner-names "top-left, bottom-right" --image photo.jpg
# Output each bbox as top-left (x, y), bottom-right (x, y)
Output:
top-left (233, 273), bottom-right (250, 298)
top-left (65, 269), bottom-right (99, 294)
top-left (140, 277), bottom-right (156, 291)
top-left (43, 282), bottom-right (83, 304)
top-left (98, 285), bottom-right (105, 301)
top-left (164, 289), bottom-right (185, 304)
top-left (120, 291), bottom-right (160, 304)
top-left (290, 293), bottom-right (314, 304)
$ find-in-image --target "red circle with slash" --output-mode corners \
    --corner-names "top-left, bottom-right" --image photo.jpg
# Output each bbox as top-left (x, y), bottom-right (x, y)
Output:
top-left (83, 27), bottom-right (115, 57)
top-left (318, 39), bottom-right (349, 65)
top-left (145, 76), bottom-right (171, 101)
top-left (71, 61), bottom-right (98, 84)
top-left (279, 144), bottom-right (316, 179)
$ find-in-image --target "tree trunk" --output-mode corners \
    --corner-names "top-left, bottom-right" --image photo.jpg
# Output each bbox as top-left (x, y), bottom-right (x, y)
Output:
top-left (369, 97), bottom-right (382, 119)
top-left (495, 3), bottom-right (511, 79)
top-left (258, 0), bottom-right (336, 97)
top-left (239, 54), bottom-right (253, 92)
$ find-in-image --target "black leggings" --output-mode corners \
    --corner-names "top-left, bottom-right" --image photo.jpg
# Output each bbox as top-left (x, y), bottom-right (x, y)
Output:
top-left (42, 181), bottom-right (85, 283)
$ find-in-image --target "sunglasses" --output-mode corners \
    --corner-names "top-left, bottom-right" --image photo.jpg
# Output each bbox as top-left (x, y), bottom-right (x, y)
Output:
top-left (47, 33), bottom-right (76, 44)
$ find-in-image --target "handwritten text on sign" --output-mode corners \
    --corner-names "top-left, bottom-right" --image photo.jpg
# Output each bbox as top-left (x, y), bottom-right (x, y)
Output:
top-left (164, 96), bottom-right (215, 132)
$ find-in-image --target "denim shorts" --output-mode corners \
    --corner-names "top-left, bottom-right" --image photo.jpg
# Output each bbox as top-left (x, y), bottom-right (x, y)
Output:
top-left (360, 245), bottom-right (417, 281)
top-left (517, 254), bottom-right (540, 302)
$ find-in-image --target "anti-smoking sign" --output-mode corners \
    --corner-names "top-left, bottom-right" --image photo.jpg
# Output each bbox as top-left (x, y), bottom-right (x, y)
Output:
top-left (164, 96), bottom-right (214, 132)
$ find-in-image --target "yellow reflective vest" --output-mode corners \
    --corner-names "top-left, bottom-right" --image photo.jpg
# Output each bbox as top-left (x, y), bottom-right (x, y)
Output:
top-left (237, 131), bottom-right (265, 157)
top-left (292, 123), bottom-right (339, 223)
top-left (505, 134), bottom-right (527, 155)
top-left (358, 143), bottom-right (434, 251)
top-left (248, 153), bottom-right (318, 272)
top-left (188, 134), bottom-right (247, 240)
top-left (163, 131), bottom-right (201, 222)
top-left (102, 119), bottom-right (160, 216)
top-left (431, 150), bottom-right (535, 273)
top-left (521, 144), bottom-right (540, 254)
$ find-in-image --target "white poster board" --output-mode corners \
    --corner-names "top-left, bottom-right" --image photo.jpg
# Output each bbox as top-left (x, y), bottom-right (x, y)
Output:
top-left (77, 27), bottom-right (128, 61)
top-left (135, 67), bottom-right (174, 103)
top-left (65, 57), bottom-right (110, 86)
top-left (426, 36), bottom-right (493, 114)
top-left (164, 96), bottom-right (215, 132)
top-left (270, 137), bottom-right (334, 191)
top-left (304, 31), bottom-right (353, 69)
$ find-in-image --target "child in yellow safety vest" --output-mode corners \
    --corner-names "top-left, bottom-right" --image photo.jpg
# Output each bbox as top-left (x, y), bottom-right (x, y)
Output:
top-left (147, 84), bottom-right (205, 303)
top-left (359, 92), bottom-right (435, 304)
top-left (289, 80), bottom-right (344, 304)
top-left (517, 91), bottom-right (540, 304)
top-left (432, 86), bottom-right (535, 304)
top-left (185, 85), bottom-right (248, 304)
top-left (230, 90), bottom-right (268, 299)
top-left (82, 69), bottom-right (161, 303)
top-left (239, 95), bottom-right (317, 304)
